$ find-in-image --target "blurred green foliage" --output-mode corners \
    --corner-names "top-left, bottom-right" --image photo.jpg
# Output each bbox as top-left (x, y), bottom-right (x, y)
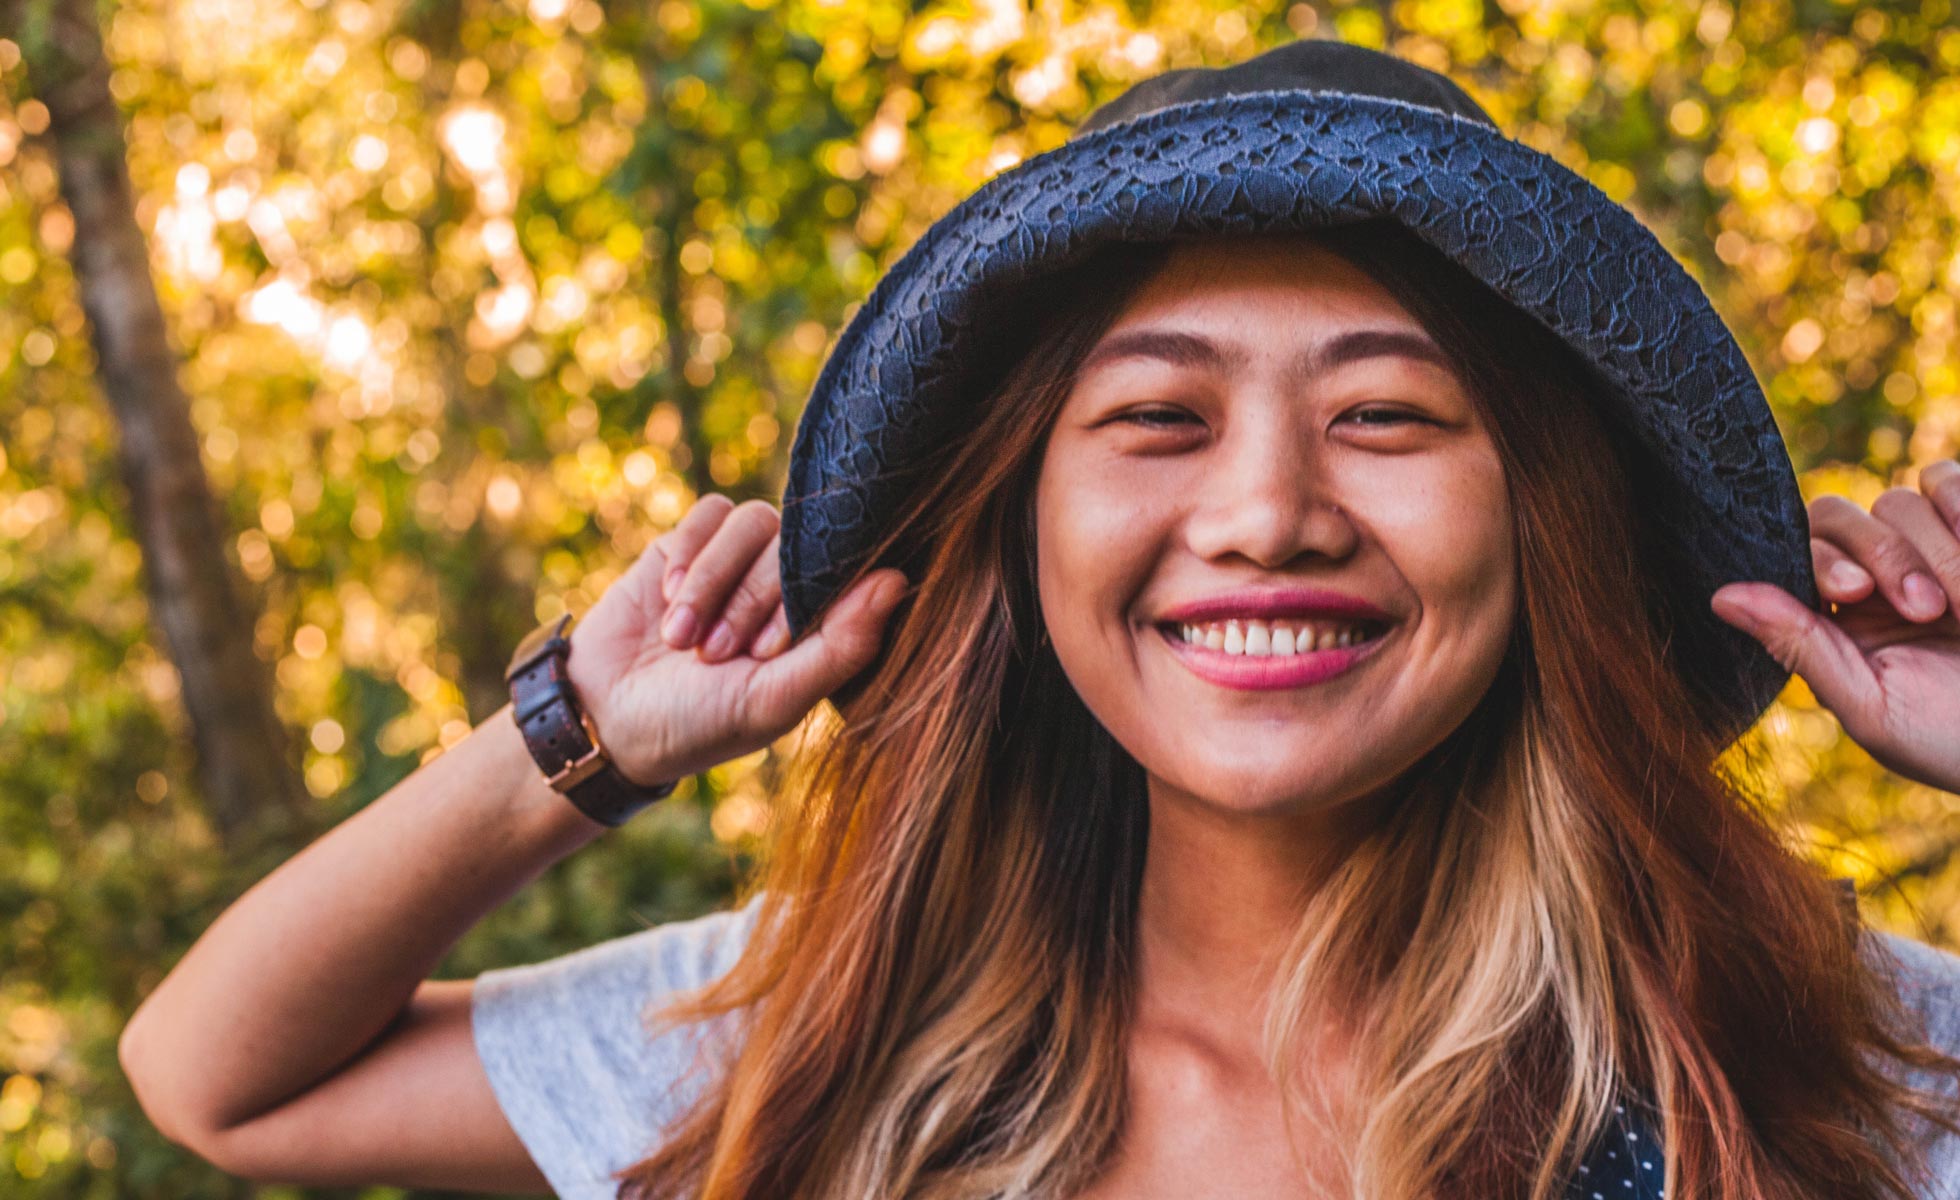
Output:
top-left (2, 0), bottom-right (1958, 1194)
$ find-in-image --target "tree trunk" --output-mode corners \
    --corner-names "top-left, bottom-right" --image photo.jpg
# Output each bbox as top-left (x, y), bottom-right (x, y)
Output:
top-left (11, 0), bottom-right (301, 844)
top-left (653, 197), bottom-right (715, 496)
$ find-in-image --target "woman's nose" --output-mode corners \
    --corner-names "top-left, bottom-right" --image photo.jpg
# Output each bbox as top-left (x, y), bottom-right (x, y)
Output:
top-left (1181, 424), bottom-right (1357, 568)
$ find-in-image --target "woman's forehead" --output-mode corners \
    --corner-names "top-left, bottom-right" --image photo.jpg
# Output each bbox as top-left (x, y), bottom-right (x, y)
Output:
top-left (1124, 234), bottom-right (1415, 321)
top-left (1071, 236), bottom-right (1464, 400)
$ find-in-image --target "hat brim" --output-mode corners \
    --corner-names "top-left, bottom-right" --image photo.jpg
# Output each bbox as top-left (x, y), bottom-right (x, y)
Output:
top-left (780, 88), bottom-right (1817, 743)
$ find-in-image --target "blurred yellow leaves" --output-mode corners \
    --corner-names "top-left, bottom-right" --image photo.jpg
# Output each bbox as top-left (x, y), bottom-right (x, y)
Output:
top-left (9, 1), bottom-right (1960, 1190)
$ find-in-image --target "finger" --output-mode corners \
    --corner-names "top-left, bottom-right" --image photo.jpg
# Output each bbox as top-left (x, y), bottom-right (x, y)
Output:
top-left (1810, 536), bottom-right (1875, 605)
top-left (696, 531), bottom-right (784, 663)
top-left (662, 499), bottom-right (780, 649)
top-left (752, 601), bottom-right (792, 660)
top-left (1710, 581), bottom-right (1881, 719)
top-left (1922, 458), bottom-right (1960, 539)
top-left (743, 571), bottom-right (909, 729)
top-left (1871, 486), bottom-right (1958, 621)
top-left (1809, 493), bottom-right (1948, 623)
top-left (653, 493), bottom-right (737, 603)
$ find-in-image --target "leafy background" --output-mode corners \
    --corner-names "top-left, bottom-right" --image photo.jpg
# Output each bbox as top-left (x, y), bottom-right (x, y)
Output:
top-left (3, 0), bottom-right (1959, 1194)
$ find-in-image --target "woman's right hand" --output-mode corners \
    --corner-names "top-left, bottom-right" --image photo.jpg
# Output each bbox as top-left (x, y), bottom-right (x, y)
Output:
top-left (564, 494), bottom-right (909, 791)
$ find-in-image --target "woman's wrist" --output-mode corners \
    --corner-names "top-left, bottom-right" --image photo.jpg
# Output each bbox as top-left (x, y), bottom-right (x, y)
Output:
top-left (505, 613), bottom-right (679, 824)
top-left (560, 614), bottom-right (682, 791)
top-left (480, 701), bottom-right (620, 845)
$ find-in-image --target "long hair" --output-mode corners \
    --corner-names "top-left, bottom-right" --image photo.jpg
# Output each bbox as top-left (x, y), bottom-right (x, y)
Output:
top-left (615, 217), bottom-right (1960, 1200)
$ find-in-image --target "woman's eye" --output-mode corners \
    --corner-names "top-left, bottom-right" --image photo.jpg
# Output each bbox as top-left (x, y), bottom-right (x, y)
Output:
top-left (1115, 407), bottom-right (1199, 429)
top-left (1346, 407), bottom-right (1428, 427)
top-left (1107, 406), bottom-right (1430, 431)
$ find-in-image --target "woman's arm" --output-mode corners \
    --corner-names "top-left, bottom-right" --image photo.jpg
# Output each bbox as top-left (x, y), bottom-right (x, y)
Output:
top-left (116, 495), bottom-right (910, 1189)
top-left (117, 705), bottom-right (599, 1188)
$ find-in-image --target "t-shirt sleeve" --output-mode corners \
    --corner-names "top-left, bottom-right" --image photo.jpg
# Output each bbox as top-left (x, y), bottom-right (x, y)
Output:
top-left (1866, 929), bottom-right (1960, 1200)
top-left (470, 892), bottom-right (765, 1200)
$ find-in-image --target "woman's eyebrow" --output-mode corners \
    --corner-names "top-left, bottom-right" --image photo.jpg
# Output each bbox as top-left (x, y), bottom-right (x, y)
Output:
top-left (1078, 326), bottom-right (1451, 378)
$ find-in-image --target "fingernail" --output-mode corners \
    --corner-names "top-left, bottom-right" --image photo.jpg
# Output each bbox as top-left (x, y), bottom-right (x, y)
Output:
top-left (664, 568), bottom-right (685, 601)
top-left (754, 622), bottom-right (789, 658)
top-left (1830, 561), bottom-right (1871, 591)
top-left (1904, 573), bottom-right (1946, 619)
top-left (662, 603), bottom-right (698, 646)
top-left (701, 620), bottom-right (735, 659)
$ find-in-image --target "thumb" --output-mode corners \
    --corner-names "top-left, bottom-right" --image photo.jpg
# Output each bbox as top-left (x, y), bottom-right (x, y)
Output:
top-left (1709, 582), bottom-right (1878, 716)
top-left (746, 570), bottom-right (909, 720)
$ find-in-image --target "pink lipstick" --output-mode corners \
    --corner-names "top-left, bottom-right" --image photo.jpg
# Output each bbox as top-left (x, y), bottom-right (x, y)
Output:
top-left (1155, 620), bottom-right (1392, 691)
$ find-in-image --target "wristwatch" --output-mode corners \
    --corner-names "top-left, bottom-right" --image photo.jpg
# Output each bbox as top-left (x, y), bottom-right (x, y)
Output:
top-left (505, 613), bottom-right (678, 827)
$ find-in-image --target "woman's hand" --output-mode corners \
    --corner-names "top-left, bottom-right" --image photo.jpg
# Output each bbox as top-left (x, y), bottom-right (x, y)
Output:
top-left (564, 494), bottom-right (909, 789)
top-left (1710, 458), bottom-right (1960, 793)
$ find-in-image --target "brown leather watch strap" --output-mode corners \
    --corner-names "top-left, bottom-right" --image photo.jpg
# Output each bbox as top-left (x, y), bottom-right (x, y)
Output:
top-left (505, 613), bottom-right (677, 827)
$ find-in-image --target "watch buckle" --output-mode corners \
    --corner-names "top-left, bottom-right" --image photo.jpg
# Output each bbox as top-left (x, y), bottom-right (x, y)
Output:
top-left (547, 710), bottom-right (610, 792)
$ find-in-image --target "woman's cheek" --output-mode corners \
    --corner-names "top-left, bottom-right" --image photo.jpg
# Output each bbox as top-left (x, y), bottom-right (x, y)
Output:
top-left (1449, 450), bottom-right (1515, 600)
top-left (1038, 478), bottom-right (1154, 633)
top-left (1333, 459), bottom-right (1512, 681)
top-left (1405, 457), bottom-right (1515, 650)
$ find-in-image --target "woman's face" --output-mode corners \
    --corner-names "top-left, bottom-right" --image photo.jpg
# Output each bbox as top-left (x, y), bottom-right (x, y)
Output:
top-left (1032, 233), bottom-right (1517, 819)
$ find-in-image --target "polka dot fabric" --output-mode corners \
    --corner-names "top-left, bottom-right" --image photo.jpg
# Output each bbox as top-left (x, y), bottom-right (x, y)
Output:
top-left (1566, 1101), bottom-right (1667, 1199)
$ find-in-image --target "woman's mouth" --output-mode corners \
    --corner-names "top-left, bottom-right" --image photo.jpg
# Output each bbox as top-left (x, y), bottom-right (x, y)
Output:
top-left (1153, 616), bottom-right (1393, 691)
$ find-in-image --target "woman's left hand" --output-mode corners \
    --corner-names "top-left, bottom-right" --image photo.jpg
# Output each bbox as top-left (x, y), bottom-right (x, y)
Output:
top-left (1710, 457), bottom-right (1960, 793)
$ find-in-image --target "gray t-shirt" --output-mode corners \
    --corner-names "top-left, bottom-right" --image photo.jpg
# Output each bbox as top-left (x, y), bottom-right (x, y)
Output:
top-left (472, 892), bottom-right (766, 1200)
top-left (471, 897), bottom-right (1960, 1199)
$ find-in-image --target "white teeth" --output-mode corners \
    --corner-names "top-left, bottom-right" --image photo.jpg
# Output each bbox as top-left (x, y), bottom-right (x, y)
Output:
top-left (1173, 618), bottom-right (1374, 656)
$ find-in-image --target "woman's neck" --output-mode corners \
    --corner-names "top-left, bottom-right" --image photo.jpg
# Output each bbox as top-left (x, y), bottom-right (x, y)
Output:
top-left (1132, 781), bottom-right (1382, 1054)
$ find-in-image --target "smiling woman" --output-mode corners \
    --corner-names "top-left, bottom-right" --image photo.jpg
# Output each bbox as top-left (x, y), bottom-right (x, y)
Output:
top-left (117, 39), bottom-right (1960, 1200)
top-left (597, 218), bottom-right (1960, 1200)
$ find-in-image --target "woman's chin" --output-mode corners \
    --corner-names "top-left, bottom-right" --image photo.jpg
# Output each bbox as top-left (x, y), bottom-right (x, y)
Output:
top-left (1156, 757), bottom-right (1389, 818)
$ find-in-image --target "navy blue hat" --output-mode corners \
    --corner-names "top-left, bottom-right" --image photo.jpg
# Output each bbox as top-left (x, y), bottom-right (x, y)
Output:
top-left (778, 38), bottom-right (1818, 744)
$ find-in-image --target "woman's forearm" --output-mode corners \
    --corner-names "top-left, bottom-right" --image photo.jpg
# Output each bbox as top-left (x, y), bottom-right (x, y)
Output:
top-left (118, 493), bottom-right (901, 1167)
top-left (119, 704), bottom-right (606, 1142)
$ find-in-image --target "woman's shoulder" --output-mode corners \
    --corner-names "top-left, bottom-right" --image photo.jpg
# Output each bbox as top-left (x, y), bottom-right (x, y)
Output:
top-left (469, 892), bottom-right (767, 1200)
top-left (1865, 927), bottom-right (1960, 1048)
top-left (1861, 927), bottom-right (1960, 1199)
